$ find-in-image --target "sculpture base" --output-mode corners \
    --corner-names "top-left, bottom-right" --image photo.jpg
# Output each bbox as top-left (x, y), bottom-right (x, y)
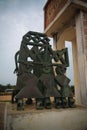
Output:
top-left (6, 103), bottom-right (87, 130)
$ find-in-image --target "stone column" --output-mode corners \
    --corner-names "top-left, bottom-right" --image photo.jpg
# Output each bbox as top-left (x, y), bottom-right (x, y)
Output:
top-left (75, 11), bottom-right (87, 106)
top-left (53, 33), bottom-right (58, 50)
top-left (53, 32), bottom-right (65, 50)
top-left (72, 39), bottom-right (81, 105)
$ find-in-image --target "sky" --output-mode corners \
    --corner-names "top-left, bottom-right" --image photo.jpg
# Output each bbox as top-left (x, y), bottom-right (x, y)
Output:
top-left (0, 0), bottom-right (47, 85)
top-left (65, 42), bottom-right (74, 86)
top-left (0, 0), bottom-right (74, 85)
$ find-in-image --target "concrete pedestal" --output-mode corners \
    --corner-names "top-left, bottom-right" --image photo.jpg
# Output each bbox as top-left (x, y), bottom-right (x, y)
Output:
top-left (6, 103), bottom-right (87, 130)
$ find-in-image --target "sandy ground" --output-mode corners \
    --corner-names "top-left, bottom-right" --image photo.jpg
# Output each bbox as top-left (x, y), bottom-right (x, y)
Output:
top-left (6, 103), bottom-right (87, 130)
top-left (0, 95), bottom-right (11, 101)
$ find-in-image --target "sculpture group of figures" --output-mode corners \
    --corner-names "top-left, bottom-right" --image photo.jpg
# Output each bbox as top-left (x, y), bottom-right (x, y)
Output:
top-left (12, 31), bottom-right (75, 110)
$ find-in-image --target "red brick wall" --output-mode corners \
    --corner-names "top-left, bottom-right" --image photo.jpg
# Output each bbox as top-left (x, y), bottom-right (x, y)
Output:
top-left (44, 0), bottom-right (68, 29)
top-left (44, 0), bottom-right (87, 30)
top-left (80, 0), bottom-right (87, 2)
top-left (83, 13), bottom-right (87, 60)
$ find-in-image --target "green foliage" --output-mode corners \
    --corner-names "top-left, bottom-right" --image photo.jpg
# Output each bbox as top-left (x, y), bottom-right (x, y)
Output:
top-left (0, 84), bottom-right (6, 92)
top-left (0, 84), bottom-right (16, 94)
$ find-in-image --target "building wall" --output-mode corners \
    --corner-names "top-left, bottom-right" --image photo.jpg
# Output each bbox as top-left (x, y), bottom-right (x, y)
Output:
top-left (83, 13), bottom-right (87, 60)
top-left (44, 0), bottom-right (68, 29)
top-left (73, 11), bottom-right (87, 105)
top-left (81, 0), bottom-right (87, 2)
top-left (44, 0), bottom-right (87, 106)
top-left (44, 0), bottom-right (87, 30)
top-left (83, 12), bottom-right (87, 98)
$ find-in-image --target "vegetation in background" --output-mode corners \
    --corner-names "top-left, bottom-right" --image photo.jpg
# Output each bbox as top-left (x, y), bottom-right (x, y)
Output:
top-left (0, 84), bottom-right (15, 95)
top-left (0, 84), bottom-right (75, 95)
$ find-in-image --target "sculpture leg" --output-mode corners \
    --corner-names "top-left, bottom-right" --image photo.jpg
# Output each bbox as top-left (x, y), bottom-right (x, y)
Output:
top-left (54, 97), bottom-right (62, 108)
top-left (62, 97), bottom-right (67, 108)
top-left (68, 97), bottom-right (75, 108)
top-left (26, 98), bottom-right (33, 105)
top-left (36, 98), bottom-right (44, 110)
top-left (11, 90), bottom-right (15, 104)
top-left (17, 98), bottom-right (24, 110)
top-left (11, 90), bottom-right (19, 103)
top-left (44, 97), bottom-right (51, 109)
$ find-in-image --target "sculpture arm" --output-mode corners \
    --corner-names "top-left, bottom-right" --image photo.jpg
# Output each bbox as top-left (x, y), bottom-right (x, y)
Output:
top-left (14, 50), bottom-right (20, 74)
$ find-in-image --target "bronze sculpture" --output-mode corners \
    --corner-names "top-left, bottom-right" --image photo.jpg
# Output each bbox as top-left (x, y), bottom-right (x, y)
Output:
top-left (12, 31), bottom-right (75, 110)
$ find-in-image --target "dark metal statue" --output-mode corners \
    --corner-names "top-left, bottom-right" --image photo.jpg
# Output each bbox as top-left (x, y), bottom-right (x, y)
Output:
top-left (12, 31), bottom-right (75, 110)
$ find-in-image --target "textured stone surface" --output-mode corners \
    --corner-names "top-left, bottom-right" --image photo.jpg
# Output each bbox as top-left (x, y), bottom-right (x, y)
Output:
top-left (0, 103), bottom-right (6, 130)
top-left (6, 103), bottom-right (87, 130)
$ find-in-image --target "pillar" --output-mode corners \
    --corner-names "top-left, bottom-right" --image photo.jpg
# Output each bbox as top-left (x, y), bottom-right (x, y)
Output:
top-left (75, 11), bottom-right (87, 105)
top-left (72, 39), bottom-right (81, 105)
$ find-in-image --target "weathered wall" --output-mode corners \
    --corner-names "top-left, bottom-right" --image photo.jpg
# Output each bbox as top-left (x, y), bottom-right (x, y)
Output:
top-left (44, 0), bottom-right (68, 29)
top-left (7, 108), bottom-right (87, 130)
top-left (83, 12), bottom-right (87, 98)
top-left (83, 13), bottom-right (87, 60)
top-left (44, 0), bottom-right (87, 106)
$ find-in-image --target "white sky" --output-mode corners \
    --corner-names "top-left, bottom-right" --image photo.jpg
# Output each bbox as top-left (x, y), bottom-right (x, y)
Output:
top-left (65, 42), bottom-right (74, 85)
top-left (0, 0), bottom-right (74, 86)
top-left (0, 0), bottom-right (47, 85)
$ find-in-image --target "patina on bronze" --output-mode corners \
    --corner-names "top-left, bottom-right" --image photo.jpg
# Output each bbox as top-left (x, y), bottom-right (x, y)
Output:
top-left (12, 31), bottom-right (75, 110)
